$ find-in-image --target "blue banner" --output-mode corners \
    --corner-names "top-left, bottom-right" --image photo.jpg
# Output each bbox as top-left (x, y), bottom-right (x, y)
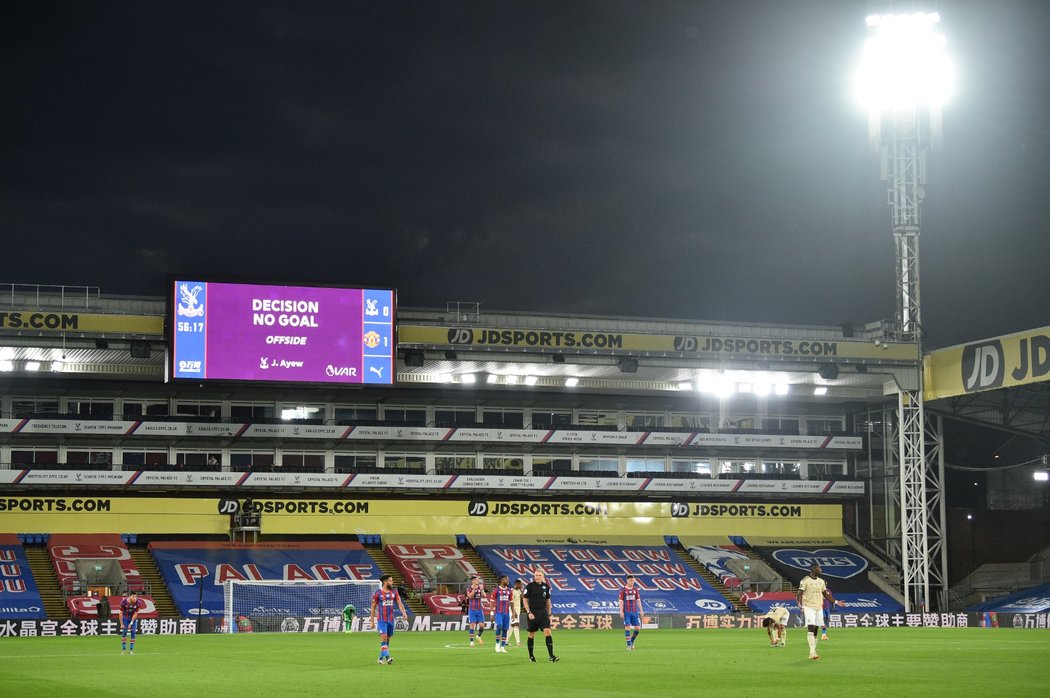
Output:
top-left (477, 545), bottom-right (734, 615)
top-left (150, 545), bottom-right (384, 617)
top-left (969, 583), bottom-right (1050, 613)
top-left (746, 593), bottom-right (903, 615)
top-left (0, 545), bottom-right (46, 619)
top-left (757, 546), bottom-right (878, 594)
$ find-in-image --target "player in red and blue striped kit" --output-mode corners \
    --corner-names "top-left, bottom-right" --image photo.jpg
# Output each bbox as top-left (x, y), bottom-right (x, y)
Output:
top-left (120, 591), bottom-right (143, 655)
top-left (466, 575), bottom-right (486, 647)
top-left (618, 575), bottom-right (643, 650)
top-left (489, 575), bottom-right (513, 653)
top-left (368, 575), bottom-right (408, 665)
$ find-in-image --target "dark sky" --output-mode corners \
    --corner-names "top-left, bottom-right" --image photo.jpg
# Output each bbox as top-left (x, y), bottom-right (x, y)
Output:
top-left (2, 1), bottom-right (1048, 349)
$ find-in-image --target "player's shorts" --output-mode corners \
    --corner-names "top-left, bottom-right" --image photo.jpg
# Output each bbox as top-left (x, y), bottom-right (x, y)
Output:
top-left (121, 618), bottom-right (138, 633)
top-left (493, 612), bottom-right (510, 631)
top-left (623, 612), bottom-right (641, 628)
top-left (377, 621), bottom-right (395, 637)
top-left (527, 613), bottom-right (551, 632)
top-left (803, 607), bottom-right (822, 627)
top-left (468, 609), bottom-right (485, 624)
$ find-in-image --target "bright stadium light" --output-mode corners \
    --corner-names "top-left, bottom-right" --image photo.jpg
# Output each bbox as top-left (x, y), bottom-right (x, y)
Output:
top-left (677, 381), bottom-right (693, 391)
top-left (523, 375), bottom-right (538, 386)
top-left (438, 373), bottom-right (454, 383)
top-left (0, 360), bottom-right (13, 372)
top-left (564, 377), bottom-right (579, 387)
top-left (504, 374), bottom-right (519, 385)
top-left (1035, 471), bottom-right (1049, 482)
top-left (774, 383), bottom-right (789, 396)
top-left (813, 386), bottom-right (829, 396)
top-left (25, 361), bottom-right (41, 372)
top-left (486, 373), bottom-right (499, 384)
top-left (856, 11), bottom-right (953, 113)
top-left (460, 373), bottom-right (477, 384)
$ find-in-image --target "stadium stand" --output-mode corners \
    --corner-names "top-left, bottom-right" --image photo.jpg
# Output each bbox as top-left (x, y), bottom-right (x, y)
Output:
top-left (0, 534), bottom-right (46, 618)
top-left (47, 534), bottom-right (159, 619)
top-left (475, 542), bottom-right (737, 615)
top-left (148, 541), bottom-right (385, 618)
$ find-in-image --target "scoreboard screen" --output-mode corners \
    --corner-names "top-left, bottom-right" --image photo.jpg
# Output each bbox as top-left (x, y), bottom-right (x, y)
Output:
top-left (169, 279), bottom-right (395, 385)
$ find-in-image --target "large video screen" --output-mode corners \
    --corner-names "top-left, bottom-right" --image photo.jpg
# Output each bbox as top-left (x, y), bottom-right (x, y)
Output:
top-left (169, 279), bottom-right (395, 385)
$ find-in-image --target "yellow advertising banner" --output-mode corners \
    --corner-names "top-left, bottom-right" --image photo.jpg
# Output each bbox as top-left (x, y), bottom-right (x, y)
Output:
top-left (399, 324), bottom-right (919, 361)
top-left (0, 496), bottom-right (842, 539)
top-left (0, 310), bottom-right (163, 335)
top-left (925, 325), bottom-right (1050, 400)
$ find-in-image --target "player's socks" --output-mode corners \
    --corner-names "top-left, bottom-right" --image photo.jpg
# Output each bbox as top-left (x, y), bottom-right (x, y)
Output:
top-left (527, 637), bottom-right (535, 659)
top-left (469, 628), bottom-right (475, 643)
top-left (807, 632), bottom-right (817, 656)
top-left (625, 629), bottom-right (631, 646)
top-left (631, 629), bottom-right (639, 645)
top-left (545, 636), bottom-right (554, 658)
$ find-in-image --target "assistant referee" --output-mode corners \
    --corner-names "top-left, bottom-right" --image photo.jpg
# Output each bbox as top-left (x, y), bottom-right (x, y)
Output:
top-left (522, 569), bottom-right (560, 663)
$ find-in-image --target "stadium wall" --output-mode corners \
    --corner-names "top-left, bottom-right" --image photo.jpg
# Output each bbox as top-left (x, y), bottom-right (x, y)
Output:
top-left (0, 497), bottom-right (843, 539)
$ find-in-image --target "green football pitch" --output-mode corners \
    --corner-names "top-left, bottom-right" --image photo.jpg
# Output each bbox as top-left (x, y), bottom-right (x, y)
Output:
top-left (1, 628), bottom-right (1046, 697)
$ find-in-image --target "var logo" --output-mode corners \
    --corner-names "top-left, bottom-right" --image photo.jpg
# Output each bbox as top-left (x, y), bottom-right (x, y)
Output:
top-left (467, 501), bottom-right (489, 516)
top-left (962, 341), bottom-right (1004, 392)
top-left (447, 329), bottom-right (474, 344)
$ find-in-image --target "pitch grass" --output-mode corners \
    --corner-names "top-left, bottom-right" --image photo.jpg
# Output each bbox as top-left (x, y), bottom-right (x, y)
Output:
top-left (1, 628), bottom-right (1047, 697)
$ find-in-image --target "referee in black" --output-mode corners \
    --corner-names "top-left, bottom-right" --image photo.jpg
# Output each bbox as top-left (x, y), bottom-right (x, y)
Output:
top-left (522, 568), bottom-right (559, 662)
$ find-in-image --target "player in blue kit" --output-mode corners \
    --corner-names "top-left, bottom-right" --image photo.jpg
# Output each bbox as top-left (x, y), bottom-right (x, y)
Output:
top-left (489, 575), bottom-right (513, 653)
top-left (466, 575), bottom-right (486, 647)
top-left (618, 575), bottom-right (643, 650)
top-left (119, 591), bottom-right (143, 655)
top-left (368, 575), bottom-right (408, 665)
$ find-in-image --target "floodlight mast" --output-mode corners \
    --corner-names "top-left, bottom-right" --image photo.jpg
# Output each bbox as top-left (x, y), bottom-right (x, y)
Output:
top-left (857, 10), bottom-right (951, 613)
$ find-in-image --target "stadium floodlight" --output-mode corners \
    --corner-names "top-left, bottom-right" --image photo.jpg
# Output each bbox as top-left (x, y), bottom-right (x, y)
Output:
top-left (813, 386), bottom-right (829, 396)
top-left (523, 375), bottom-right (538, 386)
top-left (774, 383), bottom-right (789, 396)
top-left (24, 361), bottom-right (41, 372)
top-left (51, 360), bottom-right (64, 372)
top-left (677, 381), bottom-right (693, 391)
top-left (486, 373), bottom-right (499, 384)
top-left (504, 374), bottom-right (519, 385)
top-left (0, 360), bottom-right (13, 372)
top-left (437, 372), bottom-right (454, 383)
top-left (564, 377), bottom-right (580, 387)
top-left (738, 382), bottom-right (753, 394)
top-left (698, 376), bottom-right (734, 398)
top-left (1034, 471), bottom-right (1049, 482)
top-left (855, 11), bottom-right (953, 113)
top-left (752, 383), bottom-right (772, 397)
top-left (460, 373), bottom-right (477, 384)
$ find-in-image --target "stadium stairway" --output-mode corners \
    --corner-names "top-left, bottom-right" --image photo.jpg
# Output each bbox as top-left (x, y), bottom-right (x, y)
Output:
top-left (457, 541), bottom-right (500, 589)
top-left (740, 548), bottom-right (796, 593)
top-left (363, 544), bottom-right (428, 615)
top-left (129, 546), bottom-right (180, 617)
top-left (24, 546), bottom-right (69, 619)
top-left (670, 544), bottom-right (749, 613)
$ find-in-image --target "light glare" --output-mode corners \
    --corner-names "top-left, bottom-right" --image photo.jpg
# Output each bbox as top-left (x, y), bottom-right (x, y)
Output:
top-left (564, 377), bottom-right (579, 387)
top-left (460, 374), bottom-right (477, 384)
top-left (813, 386), bottom-right (829, 396)
top-left (523, 375), bottom-right (538, 386)
top-left (25, 361), bottom-right (41, 372)
top-left (1035, 471), bottom-right (1049, 482)
top-left (856, 12), bottom-right (952, 112)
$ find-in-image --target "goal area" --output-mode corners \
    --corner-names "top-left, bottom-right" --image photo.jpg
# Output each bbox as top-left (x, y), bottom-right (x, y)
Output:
top-left (223, 579), bottom-right (381, 633)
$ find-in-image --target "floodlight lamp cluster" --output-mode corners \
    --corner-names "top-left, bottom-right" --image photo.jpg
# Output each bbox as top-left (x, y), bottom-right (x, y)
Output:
top-left (856, 10), bottom-right (952, 113)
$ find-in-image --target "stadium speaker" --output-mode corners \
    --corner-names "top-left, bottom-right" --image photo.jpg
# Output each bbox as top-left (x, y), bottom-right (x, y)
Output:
top-left (129, 340), bottom-right (151, 358)
top-left (841, 322), bottom-right (854, 338)
top-left (552, 353), bottom-right (566, 364)
top-left (444, 350), bottom-right (458, 360)
top-left (818, 363), bottom-right (839, 380)
top-left (94, 338), bottom-right (109, 349)
top-left (618, 357), bottom-right (639, 373)
top-left (403, 349), bottom-right (425, 367)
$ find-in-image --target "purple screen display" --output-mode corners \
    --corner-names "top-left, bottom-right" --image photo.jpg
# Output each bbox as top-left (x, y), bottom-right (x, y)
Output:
top-left (171, 281), bottom-right (394, 385)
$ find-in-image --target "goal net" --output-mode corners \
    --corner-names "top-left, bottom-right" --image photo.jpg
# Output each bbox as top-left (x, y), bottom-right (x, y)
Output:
top-left (223, 579), bottom-right (381, 633)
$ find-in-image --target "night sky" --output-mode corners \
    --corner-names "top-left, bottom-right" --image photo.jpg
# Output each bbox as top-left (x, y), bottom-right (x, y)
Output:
top-left (2, 1), bottom-right (1048, 349)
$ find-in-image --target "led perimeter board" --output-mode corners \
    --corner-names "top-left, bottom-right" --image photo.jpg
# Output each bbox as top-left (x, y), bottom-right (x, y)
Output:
top-left (169, 279), bottom-right (395, 385)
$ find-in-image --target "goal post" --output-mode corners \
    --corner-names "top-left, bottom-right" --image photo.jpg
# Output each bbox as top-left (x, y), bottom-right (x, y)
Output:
top-left (223, 579), bottom-right (381, 633)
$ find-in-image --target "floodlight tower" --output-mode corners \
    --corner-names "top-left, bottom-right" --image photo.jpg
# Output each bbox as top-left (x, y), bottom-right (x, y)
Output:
top-left (856, 10), bottom-right (952, 612)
